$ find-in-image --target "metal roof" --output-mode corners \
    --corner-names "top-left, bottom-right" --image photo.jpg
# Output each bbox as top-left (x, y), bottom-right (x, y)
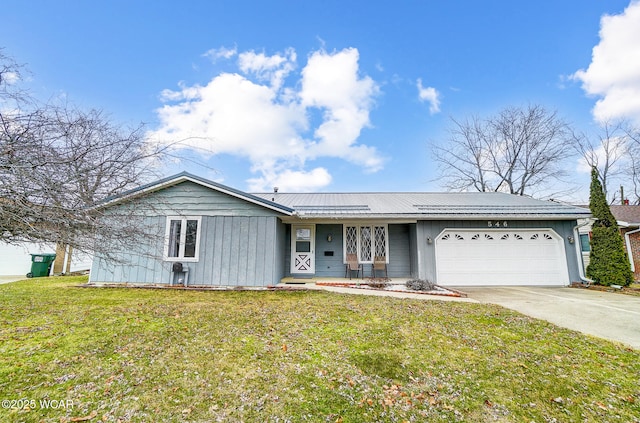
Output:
top-left (97, 172), bottom-right (294, 215)
top-left (253, 191), bottom-right (591, 220)
top-left (96, 172), bottom-right (591, 220)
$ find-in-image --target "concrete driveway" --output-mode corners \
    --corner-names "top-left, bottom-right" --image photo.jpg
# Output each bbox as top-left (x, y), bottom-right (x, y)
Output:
top-left (0, 275), bottom-right (25, 284)
top-left (459, 286), bottom-right (640, 350)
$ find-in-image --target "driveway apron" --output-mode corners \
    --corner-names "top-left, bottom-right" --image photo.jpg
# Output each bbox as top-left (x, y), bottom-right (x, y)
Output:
top-left (460, 286), bottom-right (640, 350)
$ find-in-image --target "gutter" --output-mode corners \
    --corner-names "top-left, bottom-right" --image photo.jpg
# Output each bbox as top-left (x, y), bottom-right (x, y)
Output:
top-left (624, 227), bottom-right (640, 272)
top-left (573, 220), bottom-right (594, 285)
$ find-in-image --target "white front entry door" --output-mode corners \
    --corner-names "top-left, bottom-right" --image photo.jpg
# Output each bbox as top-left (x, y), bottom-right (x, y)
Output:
top-left (291, 225), bottom-right (315, 274)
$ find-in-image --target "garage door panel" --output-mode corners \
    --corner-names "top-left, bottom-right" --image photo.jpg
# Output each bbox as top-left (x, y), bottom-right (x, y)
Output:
top-left (436, 229), bottom-right (569, 286)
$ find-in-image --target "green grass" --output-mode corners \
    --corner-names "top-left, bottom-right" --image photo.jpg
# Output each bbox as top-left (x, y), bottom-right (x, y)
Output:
top-left (1, 277), bottom-right (639, 422)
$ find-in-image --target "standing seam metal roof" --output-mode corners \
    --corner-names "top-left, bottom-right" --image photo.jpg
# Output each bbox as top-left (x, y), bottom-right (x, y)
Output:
top-left (252, 192), bottom-right (591, 219)
top-left (95, 171), bottom-right (590, 219)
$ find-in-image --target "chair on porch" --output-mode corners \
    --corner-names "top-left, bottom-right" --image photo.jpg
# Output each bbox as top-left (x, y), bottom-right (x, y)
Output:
top-left (345, 253), bottom-right (362, 279)
top-left (372, 256), bottom-right (388, 278)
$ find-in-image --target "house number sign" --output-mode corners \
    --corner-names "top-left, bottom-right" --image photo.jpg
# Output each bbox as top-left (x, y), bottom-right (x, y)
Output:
top-left (487, 221), bottom-right (508, 228)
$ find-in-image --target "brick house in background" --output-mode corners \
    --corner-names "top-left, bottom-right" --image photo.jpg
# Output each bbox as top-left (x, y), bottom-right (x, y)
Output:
top-left (613, 205), bottom-right (640, 281)
top-left (579, 205), bottom-right (640, 281)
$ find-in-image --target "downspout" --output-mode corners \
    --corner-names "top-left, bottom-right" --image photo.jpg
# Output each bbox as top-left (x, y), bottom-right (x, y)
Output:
top-left (573, 220), bottom-right (594, 285)
top-left (624, 227), bottom-right (640, 273)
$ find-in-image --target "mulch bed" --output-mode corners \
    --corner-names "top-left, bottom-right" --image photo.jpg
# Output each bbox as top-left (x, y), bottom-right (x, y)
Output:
top-left (315, 281), bottom-right (465, 297)
top-left (570, 282), bottom-right (640, 296)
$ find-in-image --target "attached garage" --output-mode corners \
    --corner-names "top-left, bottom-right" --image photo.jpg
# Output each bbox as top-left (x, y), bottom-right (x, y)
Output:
top-left (435, 228), bottom-right (570, 286)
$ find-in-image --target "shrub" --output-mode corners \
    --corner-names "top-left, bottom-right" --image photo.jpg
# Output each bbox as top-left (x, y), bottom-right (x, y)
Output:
top-left (366, 280), bottom-right (389, 289)
top-left (406, 279), bottom-right (435, 291)
top-left (586, 168), bottom-right (634, 286)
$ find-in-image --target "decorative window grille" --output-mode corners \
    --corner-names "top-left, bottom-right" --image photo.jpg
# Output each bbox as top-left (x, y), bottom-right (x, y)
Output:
top-left (345, 226), bottom-right (358, 255)
top-left (344, 224), bottom-right (387, 263)
top-left (360, 226), bottom-right (372, 262)
top-left (374, 226), bottom-right (386, 258)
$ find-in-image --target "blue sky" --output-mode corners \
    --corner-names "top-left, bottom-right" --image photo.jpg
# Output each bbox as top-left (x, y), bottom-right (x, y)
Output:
top-left (2, 1), bottom-right (639, 200)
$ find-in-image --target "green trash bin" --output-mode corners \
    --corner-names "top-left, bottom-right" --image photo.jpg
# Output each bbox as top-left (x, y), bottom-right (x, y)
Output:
top-left (26, 253), bottom-right (57, 278)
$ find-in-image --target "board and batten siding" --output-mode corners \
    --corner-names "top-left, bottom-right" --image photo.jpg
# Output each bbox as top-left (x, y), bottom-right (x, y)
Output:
top-left (314, 224), bottom-right (344, 277)
top-left (89, 181), bottom-right (287, 286)
top-left (387, 224), bottom-right (412, 277)
top-left (415, 219), bottom-right (582, 284)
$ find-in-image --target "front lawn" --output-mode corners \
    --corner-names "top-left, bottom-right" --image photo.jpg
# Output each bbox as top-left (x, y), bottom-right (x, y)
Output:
top-left (1, 277), bottom-right (638, 422)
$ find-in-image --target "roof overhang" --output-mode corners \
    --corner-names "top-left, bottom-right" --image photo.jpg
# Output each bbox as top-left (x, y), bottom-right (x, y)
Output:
top-left (95, 172), bottom-right (294, 215)
top-left (618, 220), bottom-right (640, 229)
top-left (284, 213), bottom-right (590, 221)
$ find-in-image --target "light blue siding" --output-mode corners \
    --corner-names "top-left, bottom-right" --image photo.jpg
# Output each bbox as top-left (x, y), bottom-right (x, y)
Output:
top-left (90, 181), bottom-right (287, 286)
top-left (314, 224), bottom-right (344, 277)
top-left (408, 224), bottom-right (418, 278)
top-left (388, 224), bottom-right (412, 277)
top-left (149, 182), bottom-right (284, 217)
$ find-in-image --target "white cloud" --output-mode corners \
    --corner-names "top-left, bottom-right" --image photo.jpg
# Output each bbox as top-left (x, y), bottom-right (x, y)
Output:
top-left (417, 78), bottom-right (441, 114)
top-left (238, 48), bottom-right (296, 90)
top-left (572, 1), bottom-right (640, 124)
top-left (153, 73), bottom-right (307, 165)
top-left (203, 46), bottom-right (237, 62)
top-left (148, 47), bottom-right (383, 191)
top-left (247, 167), bottom-right (332, 192)
top-left (300, 48), bottom-right (383, 171)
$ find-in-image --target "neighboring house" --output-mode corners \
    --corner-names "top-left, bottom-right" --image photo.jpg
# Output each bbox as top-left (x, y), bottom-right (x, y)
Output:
top-left (89, 172), bottom-right (591, 287)
top-left (0, 241), bottom-right (92, 277)
top-left (578, 205), bottom-right (640, 281)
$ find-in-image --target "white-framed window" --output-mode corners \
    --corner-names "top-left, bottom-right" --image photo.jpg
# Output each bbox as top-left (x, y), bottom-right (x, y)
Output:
top-left (164, 216), bottom-right (201, 261)
top-left (344, 224), bottom-right (388, 264)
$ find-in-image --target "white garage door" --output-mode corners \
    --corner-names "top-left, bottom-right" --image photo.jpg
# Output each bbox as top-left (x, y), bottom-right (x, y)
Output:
top-left (435, 229), bottom-right (569, 286)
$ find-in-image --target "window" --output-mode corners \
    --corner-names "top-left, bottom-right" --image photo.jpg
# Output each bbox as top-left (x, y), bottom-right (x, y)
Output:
top-left (164, 216), bottom-right (201, 261)
top-left (579, 233), bottom-right (591, 252)
top-left (295, 228), bottom-right (312, 252)
top-left (344, 224), bottom-right (388, 263)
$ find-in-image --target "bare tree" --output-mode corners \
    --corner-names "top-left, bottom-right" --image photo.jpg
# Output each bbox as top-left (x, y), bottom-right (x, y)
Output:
top-left (0, 49), bottom-right (29, 105)
top-left (572, 121), bottom-right (630, 203)
top-left (432, 105), bottom-right (573, 197)
top-left (626, 127), bottom-right (640, 205)
top-left (0, 51), bottom-right (170, 260)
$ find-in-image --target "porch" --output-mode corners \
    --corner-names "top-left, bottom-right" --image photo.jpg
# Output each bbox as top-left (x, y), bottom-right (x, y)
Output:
top-left (284, 222), bottom-right (417, 279)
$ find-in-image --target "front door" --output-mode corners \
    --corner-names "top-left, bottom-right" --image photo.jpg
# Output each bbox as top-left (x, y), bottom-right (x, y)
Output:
top-left (291, 224), bottom-right (315, 274)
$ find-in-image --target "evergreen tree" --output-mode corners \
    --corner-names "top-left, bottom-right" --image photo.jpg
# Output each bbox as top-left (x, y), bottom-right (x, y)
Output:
top-left (586, 167), bottom-right (634, 286)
